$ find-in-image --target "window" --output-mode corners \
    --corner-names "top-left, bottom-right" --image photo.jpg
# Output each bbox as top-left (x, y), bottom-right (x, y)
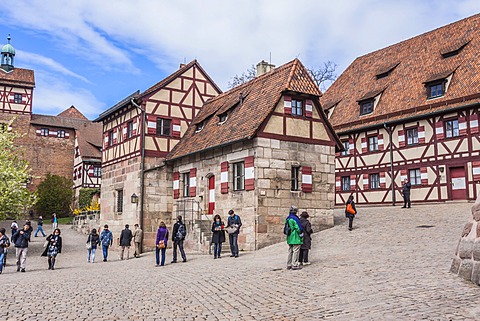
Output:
top-left (291, 167), bottom-right (300, 191)
top-left (117, 189), bottom-right (124, 213)
top-left (93, 166), bottom-right (101, 177)
top-left (368, 136), bottom-right (378, 152)
top-left (218, 113), bottom-right (228, 124)
top-left (156, 118), bottom-right (171, 136)
top-left (291, 99), bottom-right (303, 116)
top-left (233, 162), bottom-right (245, 191)
top-left (341, 141), bottom-right (350, 156)
top-left (41, 128), bottom-right (49, 136)
top-left (406, 128), bottom-right (418, 145)
top-left (370, 173), bottom-right (380, 189)
top-left (409, 169), bottom-right (421, 185)
top-left (127, 121), bottom-right (133, 139)
top-left (341, 176), bottom-right (351, 191)
top-left (108, 130), bottom-right (114, 147)
top-left (57, 130), bottom-right (65, 138)
top-left (14, 93), bottom-right (22, 104)
top-left (183, 172), bottom-right (190, 197)
top-left (427, 82), bottom-right (444, 99)
top-left (445, 119), bottom-right (459, 138)
top-left (360, 100), bottom-right (373, 115)
top-left (195, 122), bottom-right (204, 132)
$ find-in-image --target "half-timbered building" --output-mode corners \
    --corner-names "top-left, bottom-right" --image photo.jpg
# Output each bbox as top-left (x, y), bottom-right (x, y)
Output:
top-left (94, 60), bottom-right (221, 247)
top-left (320, 14), bottom-right (480, 205)
top-left (167, 59), bottom-right (341, 251)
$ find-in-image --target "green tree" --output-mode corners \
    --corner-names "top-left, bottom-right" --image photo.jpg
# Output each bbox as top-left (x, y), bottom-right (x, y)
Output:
top-left (36, 173), bottom-right (73, 218)
top-left (78, 187), bottom-right (100, 209)
top-left (0, 122), bottom-right (37, 219)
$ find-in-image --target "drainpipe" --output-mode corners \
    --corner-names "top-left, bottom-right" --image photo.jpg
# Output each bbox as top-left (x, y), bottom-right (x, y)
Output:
top-left (384, 123), bottom-right (396, 206)
top-left (131, 98), bottom-right (146, 252)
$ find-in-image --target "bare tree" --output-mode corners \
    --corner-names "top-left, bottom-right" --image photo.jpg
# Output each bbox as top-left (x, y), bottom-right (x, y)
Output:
top-left (307, 61), bottom-right (337, 91)
top-left (228, 61), bottom-right (337, 90)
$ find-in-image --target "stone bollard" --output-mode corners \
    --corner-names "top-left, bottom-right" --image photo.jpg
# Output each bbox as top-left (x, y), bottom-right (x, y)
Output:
top-left (450, 196), bottom-right (480, 285)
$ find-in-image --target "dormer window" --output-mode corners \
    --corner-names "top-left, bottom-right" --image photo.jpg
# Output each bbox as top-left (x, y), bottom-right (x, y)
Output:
top-left (195, 122), bottom-right (205, 132)
top-left (427, 81), bottom-right (445, 99)
top-left (218, 113), bottom-right (228, 124)
top-left (360, 100), bottom-right (374, 116)
top-left (291, 99), bottom-right (303, 116)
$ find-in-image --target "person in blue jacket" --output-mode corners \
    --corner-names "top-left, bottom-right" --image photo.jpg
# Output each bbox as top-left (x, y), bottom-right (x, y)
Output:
top-left (100, 225), bottom-right (113, 262)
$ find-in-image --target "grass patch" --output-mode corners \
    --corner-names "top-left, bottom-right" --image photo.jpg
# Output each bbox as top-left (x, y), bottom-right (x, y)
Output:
top-left (58, 217), bottom-right (73, 225)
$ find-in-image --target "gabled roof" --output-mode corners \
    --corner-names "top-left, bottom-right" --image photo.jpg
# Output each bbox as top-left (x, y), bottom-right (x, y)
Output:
top-left (0, 67), bottom-right (35, 87)
top-left (167, 59), bottom-right (323, 160)
top-left (94, 91), bottom-right (139, 122)
top-left (321, 13), bottom-right (480, 133)
top-left (57, 106), bottom-right (88, 120)
top-left (76, 122), bottom-right (102, 160)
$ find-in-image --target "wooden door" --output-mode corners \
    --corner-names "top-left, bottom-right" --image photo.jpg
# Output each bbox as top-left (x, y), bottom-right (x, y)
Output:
top-left (208, 175), bottom-right (215, 214)
top-left (450, 166), bottom-right (467, 200)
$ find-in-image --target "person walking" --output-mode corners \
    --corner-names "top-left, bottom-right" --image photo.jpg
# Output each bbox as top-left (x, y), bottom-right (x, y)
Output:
top-left (51, 213), bottom-right (58, 231)
top-left (119, 224), bottom-right (133, 260)
top-left (345, 194), bottom-right (357, 231)
top-left (227, 210), bottom-right (242, 258)
top-left (11, 223), bottom-right (31, 272)
top-left (86, 229), bottom-right (100, 263)
top-left (10, 221), bottom-right (18, 241)
top-left (41, 228), bottom-right (62, 270)
top-left (0, 228), bottom-right (10, 274)
top-left (401, 178), bottom-right (412, 208)
top-left (211, 215), bottom-right (226, 259)
top-left (100, 225), bottom-right (113, 262)
top-left (133, 224), bottom-right (143, 258)
top-left (155, 222), bottom-right (169, 266)
top-left (171, 216), bottom-right (187, 263)
top-left (34, 216), bottom-right (46, 237)
top-left (285, 206), bottom-right (304, 270)
top-left (298, 211), bottom-right (313, 265)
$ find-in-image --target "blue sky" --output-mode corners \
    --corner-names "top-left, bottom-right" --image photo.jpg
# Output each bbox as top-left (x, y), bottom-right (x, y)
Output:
top-left (0, 0), bottom-right (479, 120)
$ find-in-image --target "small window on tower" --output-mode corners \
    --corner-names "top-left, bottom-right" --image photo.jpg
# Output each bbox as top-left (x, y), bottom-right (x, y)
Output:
top-left (360, 100), bottom-right (374, 115)
top-left (57, 130), bottom-right (65, 138)
top-left (14, 93), bottom-right (22, 104)
top-left (41, 128), bottom-right (49, 136)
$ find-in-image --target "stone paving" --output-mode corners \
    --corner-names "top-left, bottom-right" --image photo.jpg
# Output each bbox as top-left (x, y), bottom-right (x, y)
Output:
top-left (1, 203), bottom-right (480, 320)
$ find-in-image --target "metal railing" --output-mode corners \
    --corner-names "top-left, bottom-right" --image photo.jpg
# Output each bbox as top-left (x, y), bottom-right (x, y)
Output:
top-left (175, 199), bottom-right (212, 247)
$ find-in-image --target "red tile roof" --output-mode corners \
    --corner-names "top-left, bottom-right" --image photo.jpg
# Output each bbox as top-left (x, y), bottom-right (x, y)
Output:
top-left (168, 59), bottom-right (323, 160)
top-left (321, 13), bottom-right (480, 133)
top-left (0, 67), bottom-right (35, 87)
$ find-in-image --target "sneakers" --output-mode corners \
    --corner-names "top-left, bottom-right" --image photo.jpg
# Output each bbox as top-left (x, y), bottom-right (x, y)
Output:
top-left (182, 259), bottom-right (187, 263)
top-left (171, 260), bottom-right (177, 264)
top-left (20, 268), bottom-right (25, 273)
top-left (291, 266), bottom-right (302, 270)
top-left (303, 262), bottom-right (311, 265)
top-left (286, 266), bottom-right (292, 270)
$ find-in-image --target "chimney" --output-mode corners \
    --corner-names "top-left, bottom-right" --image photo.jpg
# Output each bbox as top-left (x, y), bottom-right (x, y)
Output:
top-left (179, 63), bottom-right (187, 69)
top-left (256, 60), bottom-right (275, 76)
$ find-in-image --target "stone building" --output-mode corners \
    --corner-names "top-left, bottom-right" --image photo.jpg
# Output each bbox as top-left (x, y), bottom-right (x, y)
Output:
top-left (320, 14), bottom-right (480, 205)
top-left (167, 59), bottom-right (341, 251)
top-left (0, 36), bottom-right (102, 211)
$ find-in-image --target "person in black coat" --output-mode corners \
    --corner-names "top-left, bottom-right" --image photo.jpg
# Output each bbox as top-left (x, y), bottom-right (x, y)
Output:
top-left (12, 223), bottom-right (31, 272)
top-left (345, 194), bottom-right (357, 231)
top-left (86, 229), bottom-right (100, 263)
top-left (41, 228), bottom-right (62, 270)
top-left (211, 215), bottom-right (226, 259)
top-left (119, 224), bottom-right (133, 260)
top-left (299, 211), bottom-right (313, 265)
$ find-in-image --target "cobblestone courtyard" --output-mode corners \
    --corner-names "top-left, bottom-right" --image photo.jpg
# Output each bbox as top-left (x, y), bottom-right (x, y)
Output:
top-left (1, 203), bottom-right (479, 320)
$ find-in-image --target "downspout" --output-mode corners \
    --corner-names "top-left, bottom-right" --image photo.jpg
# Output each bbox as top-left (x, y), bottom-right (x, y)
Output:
top-left (131, 98), bottom-right (146, 252)
top-left (384, 123), bottom-right (396, 206)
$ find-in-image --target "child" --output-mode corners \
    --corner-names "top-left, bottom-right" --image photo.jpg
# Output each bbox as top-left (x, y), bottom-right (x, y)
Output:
top-left (211, 215), bottom-right (226, 259)
top-left (0, 228), bottom-right (10, 274)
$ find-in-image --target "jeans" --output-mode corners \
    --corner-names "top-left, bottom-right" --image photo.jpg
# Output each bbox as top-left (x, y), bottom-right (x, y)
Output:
top-left (287, 244), bottom-right (301, 267)
top-left (0, 251), bottom-right (4, 272)
top-left (213, 243), bottom-right (222, 258)
top-left (299, 249), bottom-right (309, 263)
top-left (34, 226), bottom-right (46, 237)
top-left (156, 247), bottom-right (166, 266)
top-left (229, 233), bottom-right (239, 256)
top-left (172, 240), bottom-right (186, 262)
top-left (102, 245), bottom-right (109, 261)
top-left (403, 193), bottom-right (411, 208)
top-left (88, 248), bottom-right (97, 262)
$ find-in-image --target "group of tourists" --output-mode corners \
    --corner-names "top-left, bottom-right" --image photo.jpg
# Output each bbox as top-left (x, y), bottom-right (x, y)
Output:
top-left (210, 210), bottom-right (242, 259)
top-left (284, 206), bottom-right (313, 270)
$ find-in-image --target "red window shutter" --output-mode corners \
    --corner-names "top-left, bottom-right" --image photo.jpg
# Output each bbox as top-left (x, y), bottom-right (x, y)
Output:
top-left (221, 162), bottom-right (229, 194)
top-left (284, 96), bottom-right (292, 115)
top-left (472, 161), bottom-right (480, 181)
top-left (350, 175), bottom-right (356, 191)
top-left (435, 121), bottom-right (444, 140)
top-left (132, 117), bottom-right (137, 136)
top-left (363, 175), bottom-right (369, 190)
top-left (361, 137), bottom-right (367, 153)
top-left (380, 172), bottom-right (386, 188)
top-left (245, 156), bottom-right (255, 191)
top-left (172, 119), bottom-right (181, 138)
top-left (400, 169), bottom-right (408, 181)
top-left (398, 130), bottom-right (405, 147)
top-left (305, 99), bottom-right (313, 118)
top-left (147, 115), bottom-right (157, 135)
top-left (113, 128), bottom-right (118, 144)
top-left (173, 171), bottom-right (180, 199)
top-left (378, 134), bottom-right (384, 151)
top-left (104, 133), bottom-right (109, 148)
top-left (189, 168), bottom-right (197, 197)
top-left (459, 116), bottom-right (467, 135)
top-left (418, 126), bottom-right (425, 144)
top-left (123, 123), bottom-right (127, 140)
top-left (470, 113), bottom-right (479, 134)
top-left (421, 168), bottom-right (428, 185)
top-left (349, 139), bottom-right (354, 155)
top-left (301, 166), bottom-right (312, 193)
top-left (335, 176), bottom-right (341, 192)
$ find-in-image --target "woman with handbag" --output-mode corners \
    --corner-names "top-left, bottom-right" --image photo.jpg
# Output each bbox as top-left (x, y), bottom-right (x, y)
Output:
top-left (41, 228), bottom-right (62, 270)
top-left (345, 194), bottom-right (357, 231)
top-left (211, 215), bottom-right (225, 259)
top-left (86, 229), bottom-right (100, 263)
top-left (155, 222), bottom-right (169, 266)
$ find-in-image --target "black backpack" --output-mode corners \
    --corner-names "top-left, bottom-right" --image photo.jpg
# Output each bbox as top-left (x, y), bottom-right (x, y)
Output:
top-left (283, 219), bottom-right (292, 236)
top-left (176, 223), bottom-right (186, 240)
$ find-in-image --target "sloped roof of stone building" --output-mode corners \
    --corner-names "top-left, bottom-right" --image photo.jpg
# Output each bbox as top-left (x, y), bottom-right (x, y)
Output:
top-left (76, 122), bottom-right (102, 160)
top-left (0, 67), bottom-right (35, 87)
top-left (320, 13), bottom-right (480, 133)
top-left (168, 58), bottom-right (332, 160)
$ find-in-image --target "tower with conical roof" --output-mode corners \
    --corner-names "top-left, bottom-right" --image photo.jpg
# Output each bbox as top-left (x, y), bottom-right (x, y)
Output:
top-left (1, 34), bottom-right (15, 72)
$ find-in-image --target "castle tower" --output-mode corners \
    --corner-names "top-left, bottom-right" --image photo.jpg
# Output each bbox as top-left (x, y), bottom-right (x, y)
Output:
top-left (1, 34), bottom-right (15, 72)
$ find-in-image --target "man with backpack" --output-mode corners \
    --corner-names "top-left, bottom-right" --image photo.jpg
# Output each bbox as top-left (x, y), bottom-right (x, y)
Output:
top-left (171, 216), bottom-right (187, 263)
top-left (227, 209), bottom-right (242, 258)
top-left (285, 205), bottom-right (304, 270)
